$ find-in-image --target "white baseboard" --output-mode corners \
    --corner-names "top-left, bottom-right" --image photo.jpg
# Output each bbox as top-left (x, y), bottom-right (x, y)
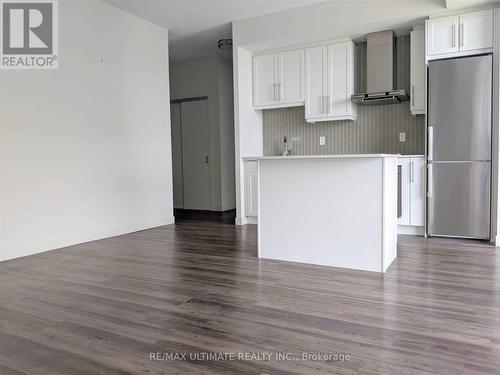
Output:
top-left (211, 203), bottom-right (236, 212)
top-left (245, 216), bottom-right (258, 225)
top-left (235, 216), bottom-right (257, 225)
top-left (235, 216), bottom-right (247, 226)
top-left (398, 225), bottom-right (425, 236)
top-left (0, 216), bottom-right (175, 262)
top-left (494, 235), bottom-right (500, 247)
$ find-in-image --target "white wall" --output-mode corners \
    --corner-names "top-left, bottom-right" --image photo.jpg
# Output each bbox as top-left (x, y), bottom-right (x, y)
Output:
top-left (494, 7), bottom-right (500, 244)
top-left (170, 57), bottom-right (236, 211)
top-left (0, 0), bottom-right (173, 261)
top-left (232, 47), bottom-right (262, 225)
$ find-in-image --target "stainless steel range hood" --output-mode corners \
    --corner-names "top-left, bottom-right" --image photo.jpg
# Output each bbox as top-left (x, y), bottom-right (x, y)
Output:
top-left (351, 30), bottom-right (409, 105)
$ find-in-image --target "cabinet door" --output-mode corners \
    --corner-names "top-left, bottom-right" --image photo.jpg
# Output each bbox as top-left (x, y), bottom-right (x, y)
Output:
top-left (459, 9), bottom-right (494, 52)
top-left (278, 49), bottom-right (305, 105)
top-left (398, 159), bottom-right (411, 226)
top-left (327, 42), bottom-right (355, 117)
top-left (410, 158), bottom-right (425, 227)
top-left (245, 161), bottom-right (258, 217)
top-left (305, 45), bottom-right (327, 120)
top-left (427, 16), bottom-right (459, 56)
top-left (253, 53), bottom-right (278, 107)
top-left (410, 29), bottom-right (425, 114)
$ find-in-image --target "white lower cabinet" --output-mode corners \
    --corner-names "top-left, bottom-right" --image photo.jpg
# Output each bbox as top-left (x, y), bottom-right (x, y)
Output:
top-left (244, 161), bottom-right (258, 217)
top-left (398, 156), bottom-right (425, 234)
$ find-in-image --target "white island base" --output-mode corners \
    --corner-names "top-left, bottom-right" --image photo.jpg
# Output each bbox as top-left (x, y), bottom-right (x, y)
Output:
top-left (257, 155), bottom-right (398, 273)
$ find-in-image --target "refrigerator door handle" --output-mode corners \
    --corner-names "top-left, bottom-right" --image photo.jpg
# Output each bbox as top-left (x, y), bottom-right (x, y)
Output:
top-left (428, 126), bottom-right (434, 161)
top-left (427, 163), bottom-right (433, 198)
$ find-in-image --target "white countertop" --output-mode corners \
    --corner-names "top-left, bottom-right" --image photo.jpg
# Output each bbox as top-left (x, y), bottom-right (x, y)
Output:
top-left (243, 154), bottom-right (400, 161)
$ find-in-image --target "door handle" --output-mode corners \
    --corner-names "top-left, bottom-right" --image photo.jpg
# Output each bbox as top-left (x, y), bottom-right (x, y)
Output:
top-left (428, 126), bottom-right (434, 161)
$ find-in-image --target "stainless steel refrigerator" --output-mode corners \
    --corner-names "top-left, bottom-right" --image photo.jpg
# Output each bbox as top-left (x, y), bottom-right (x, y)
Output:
top-left (427, 54), bottom-right (492, 239)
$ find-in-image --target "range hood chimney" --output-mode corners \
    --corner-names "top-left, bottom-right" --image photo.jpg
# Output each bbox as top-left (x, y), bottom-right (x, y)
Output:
top-left (351, 30), bottom-right (409, 105)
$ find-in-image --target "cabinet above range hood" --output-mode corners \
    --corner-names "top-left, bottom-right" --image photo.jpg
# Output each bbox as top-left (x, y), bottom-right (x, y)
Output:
top-left (351, 30), bottom-right (409, 106)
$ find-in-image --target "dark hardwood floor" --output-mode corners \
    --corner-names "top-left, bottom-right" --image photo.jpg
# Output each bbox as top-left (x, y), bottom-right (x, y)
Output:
top-left (0, 221), bottom-right (499, 374)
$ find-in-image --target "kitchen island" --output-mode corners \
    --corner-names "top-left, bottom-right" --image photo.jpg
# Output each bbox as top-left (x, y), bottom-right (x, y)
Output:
top-left (253, 154), bottom-right (398, 273)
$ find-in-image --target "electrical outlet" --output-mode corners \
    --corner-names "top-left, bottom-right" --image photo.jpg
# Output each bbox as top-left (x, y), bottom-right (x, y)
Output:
top-left (399, 132), bottom-right (406, 142)
top-left (319, 136), bottom-right (326, 146)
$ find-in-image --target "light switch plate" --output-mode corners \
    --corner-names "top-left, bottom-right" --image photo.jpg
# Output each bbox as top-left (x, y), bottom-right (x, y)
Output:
top-left (319, 136), bottom-right (326, 146)
top-left (399, 132), bottom-right (406, 142)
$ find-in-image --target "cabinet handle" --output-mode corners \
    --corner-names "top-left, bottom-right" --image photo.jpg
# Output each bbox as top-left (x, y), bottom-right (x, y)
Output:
top-left (452, 24), bottom-right (456, 47)
top-left (460, 23), bottom-right (464, 47)
top-left (326, 95), bottom-right (330, 114)
top-left (321, 96), bottom-right (324, 114)
top-left (410, 161), bottom-right (415, 182)
top-left (274, 83), bottom-right (278, 101)
top-left (412, 86), bottom-right (415, 107)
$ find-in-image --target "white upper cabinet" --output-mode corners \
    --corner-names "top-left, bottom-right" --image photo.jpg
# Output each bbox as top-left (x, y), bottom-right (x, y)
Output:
top-left (305, 45), bottom-right (327, 120)
top-left (410, 27), bottom-right (425, 115)
top-left (253, 53), bottom-right (278, 107)
top-left (459, 9), bottom-right (494, 52)
top-left (327, 42), bottom-right (356, 119)
top-left (426, 9), bottom-right (494, 59)
top-left (305, 41), bottom-right (356, 123)
top-left (278, 49), bottom-right (305, 105)
top-left (253, 49), bottom-right (304, 109)
top-left (427, 15), bottom-right (459, 56)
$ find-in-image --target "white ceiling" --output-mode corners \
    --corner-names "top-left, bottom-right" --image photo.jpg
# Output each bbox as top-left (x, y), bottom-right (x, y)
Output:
top-left (445, 0), bottom-right (499, 9)
top-left (103, 0), bottom-right (498, 62)
top-left (102, 0), bottom-right (326, 62)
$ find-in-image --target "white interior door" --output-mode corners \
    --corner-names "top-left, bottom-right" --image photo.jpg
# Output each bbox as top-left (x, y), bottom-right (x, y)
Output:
top-left (170, 102), bottom-right (184, 209)
top-left (180, 99), bottom-right (211, 210)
